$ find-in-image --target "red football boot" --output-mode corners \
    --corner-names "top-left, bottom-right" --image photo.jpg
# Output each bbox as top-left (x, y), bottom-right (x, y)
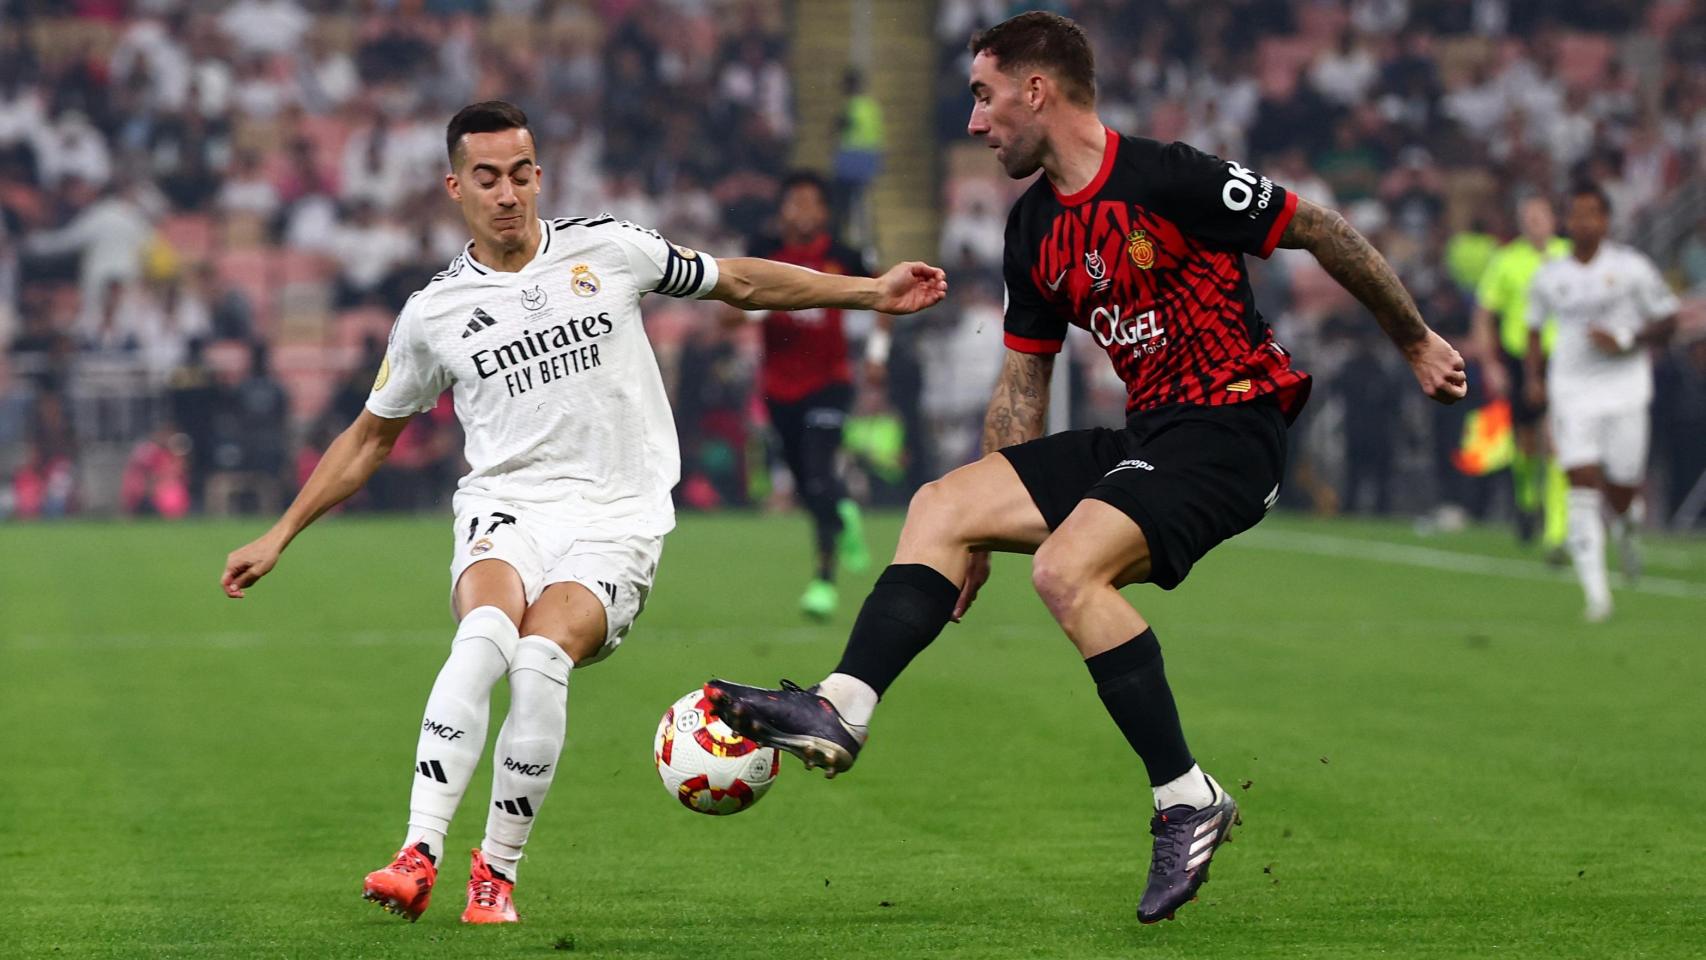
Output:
top-left (460, 849), bottom-right (519, 924)
top-left (362, 843), bottom-right (437, 921)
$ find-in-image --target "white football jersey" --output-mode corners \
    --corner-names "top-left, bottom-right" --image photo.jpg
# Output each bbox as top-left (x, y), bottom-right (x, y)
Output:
top-left (366, 216), bottom-right (719, 538)
top-left (1527, 242), bottom-right (1679, 415)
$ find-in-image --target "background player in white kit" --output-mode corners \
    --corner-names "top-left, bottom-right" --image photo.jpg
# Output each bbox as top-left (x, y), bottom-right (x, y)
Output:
top-left (218, 101), bottom-right (947, 923)
top-left (1524, 184), bottom-right (1679, 622)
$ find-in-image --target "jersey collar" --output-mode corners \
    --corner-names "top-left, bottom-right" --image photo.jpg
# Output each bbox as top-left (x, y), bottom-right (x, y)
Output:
top-left (1051, 126), bottom-right (1119, 207)
top-left (462, 219), bottom-right (551, 275)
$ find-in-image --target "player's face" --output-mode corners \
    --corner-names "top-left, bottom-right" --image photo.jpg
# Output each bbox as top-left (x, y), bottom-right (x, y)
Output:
top-left (1564, 194), bottom-right (1608, 248)
top-left (967, 52), bottom-right (1045, 179)
top-left (1517, 197), bottom-right (1555, 246)
top-left (779, 182), bottom-right (830, 239)
top-left (446, 128), bottom-right (541, 250)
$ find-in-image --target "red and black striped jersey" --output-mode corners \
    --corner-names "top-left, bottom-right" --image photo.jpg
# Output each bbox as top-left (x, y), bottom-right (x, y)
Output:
top-left (748, 233), bottom-right (874, 403)
top-left (1003, 129), bottom-right (1311, 422)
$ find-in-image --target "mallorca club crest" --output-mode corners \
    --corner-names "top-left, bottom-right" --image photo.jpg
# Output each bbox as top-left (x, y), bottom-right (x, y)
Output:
top-left (571, 263), bottom-right (600, 298)
top-left (1127, 230), bottom-right (1155, 270)
top-left (1085, 249), bottom-right (1111, 293)
top-left (521, 285), bottom-right (547, 311)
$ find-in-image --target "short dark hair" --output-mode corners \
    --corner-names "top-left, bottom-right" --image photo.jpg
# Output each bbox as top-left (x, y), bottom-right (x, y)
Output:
top-left (1569, 181), bottom-right (1612, 216)
top-left (446, 100), bottom-right (532, 166)
top-left (780, 169), bottom-right (830, 203)
top-left (968, 11), bottom-right (1096, 106)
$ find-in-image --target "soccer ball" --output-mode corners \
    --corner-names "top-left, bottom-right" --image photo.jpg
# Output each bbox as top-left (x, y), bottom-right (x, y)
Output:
top-left (653, 688), bottom-right (780, 815)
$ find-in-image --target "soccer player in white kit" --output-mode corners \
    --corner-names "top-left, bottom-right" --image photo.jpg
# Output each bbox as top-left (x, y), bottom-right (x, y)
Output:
top-left (1524, 184), bottom-right (1678, 622)
top-left (219, 101), bottom-right (947, 923)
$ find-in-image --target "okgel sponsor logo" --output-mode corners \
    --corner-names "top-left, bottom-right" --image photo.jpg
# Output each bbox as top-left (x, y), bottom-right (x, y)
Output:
top-left (1090, 304), bottom-right (1167, 354)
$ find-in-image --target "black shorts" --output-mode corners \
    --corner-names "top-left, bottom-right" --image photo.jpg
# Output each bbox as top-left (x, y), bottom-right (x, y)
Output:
top-left (1501, 351), bottom-right (1545, 426)
top-left (999, 400), bottom-right (1287, 590)
top-left (766, 382), bottom-right (853, 492)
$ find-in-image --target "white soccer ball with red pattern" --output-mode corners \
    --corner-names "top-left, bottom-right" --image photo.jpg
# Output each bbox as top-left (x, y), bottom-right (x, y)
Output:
top-left (653, 689), bottom-right (780, 815)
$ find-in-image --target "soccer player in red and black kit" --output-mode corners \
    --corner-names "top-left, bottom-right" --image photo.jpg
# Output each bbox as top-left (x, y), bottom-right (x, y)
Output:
top-left (725, 172), bottom-right (884, 618)
top-left (708, 11), bottom-right (1466, 924)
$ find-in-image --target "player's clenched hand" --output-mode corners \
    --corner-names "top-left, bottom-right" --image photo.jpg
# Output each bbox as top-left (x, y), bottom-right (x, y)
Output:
top-left (952, 550), bottom-right (990, 622)
top-left (222, 537), bottom-right (283, 599)
top-left (1404, 330), bottom-right (1468, 404)
top-left (873, 262), bottom-right (948, 315)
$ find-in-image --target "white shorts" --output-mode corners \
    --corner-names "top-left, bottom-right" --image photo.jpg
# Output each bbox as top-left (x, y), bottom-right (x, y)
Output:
top-left (449, 500), bottom-right (664, 665)
top-left (1551, 406), bottom-right (1650, 487)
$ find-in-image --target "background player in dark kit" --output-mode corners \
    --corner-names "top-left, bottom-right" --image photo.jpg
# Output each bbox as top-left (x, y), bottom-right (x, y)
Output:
top-left (723, 171), bottom-right (887, 619)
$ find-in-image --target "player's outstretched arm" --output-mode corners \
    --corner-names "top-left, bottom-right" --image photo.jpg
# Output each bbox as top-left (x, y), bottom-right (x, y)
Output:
top-left (1279, 197), bottom-right (1468, 404)
top-left (709, 258), bottom-right (947, 315)
top-left (221, 410), bottom-right (411, 598)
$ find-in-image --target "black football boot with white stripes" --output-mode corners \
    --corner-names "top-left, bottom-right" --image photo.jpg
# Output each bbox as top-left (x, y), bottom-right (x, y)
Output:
top-left (1138, 775), bottom-right (1239, 923)
top-left (702, 679), bottom-right (865, 777)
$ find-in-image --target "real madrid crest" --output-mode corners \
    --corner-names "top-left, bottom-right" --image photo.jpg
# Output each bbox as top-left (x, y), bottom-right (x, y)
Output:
top-left (1127, 230), bottom-right (1155, 270)
top-left (571, 263), bottom-right (600, 297)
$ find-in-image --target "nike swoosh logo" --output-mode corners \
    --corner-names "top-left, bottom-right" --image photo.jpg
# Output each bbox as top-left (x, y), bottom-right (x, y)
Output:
top-left (1044, 268), bottom-right (1069, 291)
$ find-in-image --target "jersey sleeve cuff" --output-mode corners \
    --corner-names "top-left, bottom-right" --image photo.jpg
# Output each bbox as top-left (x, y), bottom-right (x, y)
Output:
top-left (364, 396), bottom-right (429, 419)
top-left (1004, 331), bottom-right (1064, 354)
top-left (1257, 190), bottom-right (1299, 259)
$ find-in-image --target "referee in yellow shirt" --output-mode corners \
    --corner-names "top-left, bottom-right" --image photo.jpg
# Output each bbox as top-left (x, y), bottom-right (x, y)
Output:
top-left (1471, 194), bottom-right (1570, 554)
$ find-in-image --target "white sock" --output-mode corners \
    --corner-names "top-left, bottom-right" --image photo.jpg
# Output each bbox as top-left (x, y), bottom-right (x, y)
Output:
top-left (482, 634), bottom-right (572, 881)
top-left (404, 606), bottom-right (517, 861)
top-left (816, 672), bottom-right (878, 731)
top-left (1567, 488), bottom-right (1612, 614)
top-left (1153, 764), bottom-right (1218, 810)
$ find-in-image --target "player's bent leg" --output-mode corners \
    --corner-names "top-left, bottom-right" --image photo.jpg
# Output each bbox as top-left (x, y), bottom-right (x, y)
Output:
top-left (707, 453), bottom-right (1049, 776)
top-left (1034, 502), bottom-right (1239, 924)
top-left (453, 557), bottom-right (528, 625)
top-left (366, 601), bottom-right (520, 921)
top-left (1031, 499), bottom-right (1153, 657)
top-left (459, 582), bottom-right (601, 923)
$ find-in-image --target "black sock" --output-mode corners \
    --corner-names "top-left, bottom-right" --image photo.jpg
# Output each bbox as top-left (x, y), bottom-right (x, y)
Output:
top-left (1085, 629), bottom-right (1194, 788)
top-left (832, 563), bottom-right (959, 696)
top-left (810, 499), bottom-right (840, 582)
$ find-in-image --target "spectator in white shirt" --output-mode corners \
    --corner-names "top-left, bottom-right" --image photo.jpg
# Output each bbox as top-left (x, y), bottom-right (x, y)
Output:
top-left (217, 0), bottom-right (311, 58)
top-left (26, 181), bottom-right (157, 304)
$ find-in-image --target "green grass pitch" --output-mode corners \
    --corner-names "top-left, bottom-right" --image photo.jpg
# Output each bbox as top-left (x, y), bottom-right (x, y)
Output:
top-left (3, 512), bottom-right (1704, 958)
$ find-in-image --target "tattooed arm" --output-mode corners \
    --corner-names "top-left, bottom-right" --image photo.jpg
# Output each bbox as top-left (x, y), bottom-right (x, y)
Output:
top-left (948, 349), bottom-right (1056, 622)
top-left (1279, 197), bottom-right (1468, 404)
top-left (981, 349), bottom-right (1055, 454)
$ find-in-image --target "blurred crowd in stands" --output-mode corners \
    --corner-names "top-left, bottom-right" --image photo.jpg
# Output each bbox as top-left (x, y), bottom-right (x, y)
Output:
top-left (1, 0), bottom-right (797, 519)
top-left (933, 0), bottom-right (1706, 527)
top-left (3, 0), bottom-right (1705, 531)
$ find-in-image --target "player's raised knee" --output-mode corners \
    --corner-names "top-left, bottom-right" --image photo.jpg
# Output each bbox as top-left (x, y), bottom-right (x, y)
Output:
top-left (902, 477), bottom-right (962, 537)
top-left (1030, 540), bottom-right (1094, 620)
